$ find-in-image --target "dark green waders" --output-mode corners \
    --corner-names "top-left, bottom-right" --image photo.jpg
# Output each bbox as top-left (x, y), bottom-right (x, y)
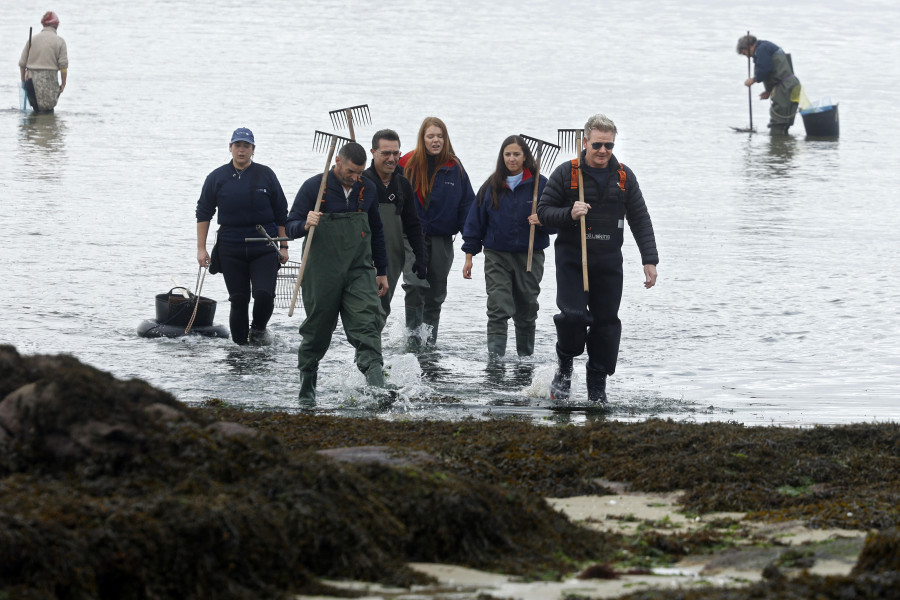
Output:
top-left (297, 213), bottom-right (386, 403)
top-left (768, 51), bottom-right (801, 133)
top-left (483, 248), bottom-right (544, 358)
top-left (377, 202), bottom-right (406, 323)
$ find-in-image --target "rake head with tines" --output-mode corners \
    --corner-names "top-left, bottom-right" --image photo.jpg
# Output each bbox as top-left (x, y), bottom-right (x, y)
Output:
top-left (519, 134), bottom-right (560, 173)
top-left (557, 128), bottom-right (583, 154)
top-left (328, 104), bottom-right (372, 141)
top-left (312, 130), bottom-right (353, 154)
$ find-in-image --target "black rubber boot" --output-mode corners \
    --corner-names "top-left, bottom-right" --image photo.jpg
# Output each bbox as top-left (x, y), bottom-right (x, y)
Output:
top-left (487, 335), bottom-right (507, 359)
top-left (586, 368), bottom-right (608, 404)
top-left (515, 325), bottom-right (535, 357)
top-left (298, 370), bottom-right (317, 404)
top-left (550, 354), bottom-right (574, 401)
top-left (248, 327), bottom-right (273, 346)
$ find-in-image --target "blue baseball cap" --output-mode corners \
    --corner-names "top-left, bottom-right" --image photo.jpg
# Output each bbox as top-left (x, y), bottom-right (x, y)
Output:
top-left (230, 127), bottom-right (255, 145)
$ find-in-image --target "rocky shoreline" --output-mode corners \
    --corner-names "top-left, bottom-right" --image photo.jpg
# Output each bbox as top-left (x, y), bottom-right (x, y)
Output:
top-left (1, 344), bottom-right (898, 599)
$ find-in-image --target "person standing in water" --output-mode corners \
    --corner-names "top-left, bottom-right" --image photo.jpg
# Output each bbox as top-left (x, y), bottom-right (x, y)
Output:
top-left (462, 135), bottom-right (553, 359)
top-left (19, 11), bottom-right (68, 113)
top-left (737, 34), bottom-right (802, 135)
top-left (537, 114), bottom-right (658, 404)
top-left (286, 142), bottom-right (390, 404)
top-left (196, 127), bottom-right (289, 346)
top-left (399, 117), bottom-right (475, 351)
top-left (362, 129), bottom-right (428, 325)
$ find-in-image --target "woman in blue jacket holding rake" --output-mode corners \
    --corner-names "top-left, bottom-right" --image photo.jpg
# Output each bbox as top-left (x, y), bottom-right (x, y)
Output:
top-left (462, 135), bottom-right (554, 359)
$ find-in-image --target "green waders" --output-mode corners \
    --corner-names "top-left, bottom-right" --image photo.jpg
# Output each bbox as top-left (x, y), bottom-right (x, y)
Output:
top-left (378, 202), bottom-right (406, 324)
top-left (402, 234), bottom-right (454, 348)
top-left (483, 248), bottom-right (544, 358)
top-left (297, 213), bottom-right (385, 402)
top-left (767, 51), bottom-right (801, 133)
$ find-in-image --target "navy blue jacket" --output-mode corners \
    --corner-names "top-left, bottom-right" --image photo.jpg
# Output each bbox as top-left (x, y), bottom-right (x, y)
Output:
top-left (285, 169), bottom-right (388, 276)
top-left (399, 152), bottom-right (476, 237)
top-left (195, 162), bottom-right (288, 244)
top-left (752, 40), bottom-right (782, 84)
top-left (462, 169), bottom-right (554, 255)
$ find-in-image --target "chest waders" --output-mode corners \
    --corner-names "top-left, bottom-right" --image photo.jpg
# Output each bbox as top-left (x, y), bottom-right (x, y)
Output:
top-left (555, 160), bottom-right (628, 377)
top-left (296, 212), bottom-right (385, 402)
top-left (766, 51), bottom-right (801, 131)
top-left (378, 202), bottom-right (406, 320)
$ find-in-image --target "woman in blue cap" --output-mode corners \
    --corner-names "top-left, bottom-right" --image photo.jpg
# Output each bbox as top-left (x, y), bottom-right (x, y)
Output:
top-left (195, 127), bottom-right (289, 345)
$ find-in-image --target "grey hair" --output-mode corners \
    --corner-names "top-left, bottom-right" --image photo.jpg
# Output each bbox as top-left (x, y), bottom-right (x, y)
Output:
top-left (736, 34), bottom-right (757, 54)
top-left (584, 114), bottom-right (617, 138)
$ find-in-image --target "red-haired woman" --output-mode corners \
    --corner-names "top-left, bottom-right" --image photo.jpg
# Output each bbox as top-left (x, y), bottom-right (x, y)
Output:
top-left (462, 135), bottom-right (553, 359)
top-left (399, 117), bottom-right (475, 350)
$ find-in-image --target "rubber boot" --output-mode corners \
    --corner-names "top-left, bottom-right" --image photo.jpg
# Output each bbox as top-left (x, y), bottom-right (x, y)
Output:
top-left (550, 353), bottom-right (574, 401)
top-left (586, 367), bottom-right (608, 404)
top-left (424, 319), bottom-right (440, 349)
top-left (365, 366), bottom-right (386, 388)
top-left (515, 325), bottom-right (535, 357)
top-left (298, 370), bottom-right (317, 404)
top-left (248, 327), bottom-right (273, 346)
top-left (365, 366), bottom-right (397, 408)
top-left (487, 335), bottom-right (507, 360)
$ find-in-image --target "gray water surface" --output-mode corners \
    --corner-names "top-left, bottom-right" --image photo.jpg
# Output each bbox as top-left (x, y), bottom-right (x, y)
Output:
top-left (2, 0), bottom-right (898, 425)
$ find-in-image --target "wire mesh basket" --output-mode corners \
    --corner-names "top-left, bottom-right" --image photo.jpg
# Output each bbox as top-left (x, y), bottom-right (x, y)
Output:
top-left (276, 260), bottom-right (302, 309)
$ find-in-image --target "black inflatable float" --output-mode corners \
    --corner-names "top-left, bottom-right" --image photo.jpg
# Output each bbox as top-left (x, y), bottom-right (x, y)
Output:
top-left (137, 288), bottom-right (229, 339)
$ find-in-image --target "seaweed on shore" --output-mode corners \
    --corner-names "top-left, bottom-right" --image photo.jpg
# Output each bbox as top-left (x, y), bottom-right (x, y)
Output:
top-left (3, 344), bottom-right (900, 600)
top-left (0, 345), bottom-right (615, 599)
top-left (207, 406), bottom-right (900, 531)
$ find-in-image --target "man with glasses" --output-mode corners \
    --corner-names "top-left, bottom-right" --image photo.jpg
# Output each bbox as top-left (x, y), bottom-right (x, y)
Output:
top-left (363, 129), bottom-right (427, 326)
top-left (537, 114), bottom-right (658, 404)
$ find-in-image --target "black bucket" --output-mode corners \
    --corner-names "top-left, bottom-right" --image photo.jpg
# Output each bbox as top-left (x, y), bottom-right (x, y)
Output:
top-left (801, 104), bottom-right (839, 138)
top-left (154, 288), bottom-right (217, 327)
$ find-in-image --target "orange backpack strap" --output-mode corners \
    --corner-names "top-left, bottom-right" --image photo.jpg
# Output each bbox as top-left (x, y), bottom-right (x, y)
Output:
top-left (570, 158), bottom-right (627, 191)
top-left (356, 183), bottom-right (367, 212)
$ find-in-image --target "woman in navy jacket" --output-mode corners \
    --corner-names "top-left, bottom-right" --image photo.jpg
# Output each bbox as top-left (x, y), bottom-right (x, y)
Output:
top-left (196, 127), bottom-right (288, 345)
top-left (399, 117), bottom-right (475, 350)
top-left (462, 135), bottom-right (553, 358)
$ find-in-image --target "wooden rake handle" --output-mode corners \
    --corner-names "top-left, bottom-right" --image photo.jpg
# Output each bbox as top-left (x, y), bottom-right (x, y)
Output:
top-left (288, 137), bottom-right (338, 317)
top-left (576, 133), bottom-right (589, 292)
top-left (526, 147), bottom-right (542, 272)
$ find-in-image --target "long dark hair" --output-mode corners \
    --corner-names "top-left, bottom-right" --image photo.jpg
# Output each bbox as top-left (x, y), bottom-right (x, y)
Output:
top-left (477, 135), bottom-right (536, 210)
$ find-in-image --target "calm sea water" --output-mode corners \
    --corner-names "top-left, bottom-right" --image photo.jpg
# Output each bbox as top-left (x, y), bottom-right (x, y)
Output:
top-left (2, 0), bottom-right (898, 425)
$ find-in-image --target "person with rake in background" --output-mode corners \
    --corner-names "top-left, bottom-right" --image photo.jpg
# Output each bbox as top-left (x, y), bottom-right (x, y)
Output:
top-left (737, 33), bottom-right (802, 135)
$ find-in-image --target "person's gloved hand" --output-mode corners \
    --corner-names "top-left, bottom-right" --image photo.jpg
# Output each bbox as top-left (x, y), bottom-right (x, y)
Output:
top-left (412, 257), bottom-right (428, 279)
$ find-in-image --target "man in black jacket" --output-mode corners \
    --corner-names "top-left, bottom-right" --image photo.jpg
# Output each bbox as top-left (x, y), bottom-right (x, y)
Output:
top-left (362, 129), bottom-right (427, 327)
top-left (537, 114), bottom-right (658, 404)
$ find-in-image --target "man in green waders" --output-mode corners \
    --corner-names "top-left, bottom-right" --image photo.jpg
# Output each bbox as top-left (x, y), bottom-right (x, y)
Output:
top-left (737, 34), bottom-right (802, 135)
top-left (285, 142), bottom-right (390, 403)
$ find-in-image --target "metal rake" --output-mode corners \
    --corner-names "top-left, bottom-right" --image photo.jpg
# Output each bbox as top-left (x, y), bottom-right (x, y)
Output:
top-left (519, 134), bottom-right (560, 173)
top-left (312, 130), bottom-right (353, 154)
top-left (557, 128), bottom-right (584, 154)
top-left (328, 104), bottom-right (372, 141)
